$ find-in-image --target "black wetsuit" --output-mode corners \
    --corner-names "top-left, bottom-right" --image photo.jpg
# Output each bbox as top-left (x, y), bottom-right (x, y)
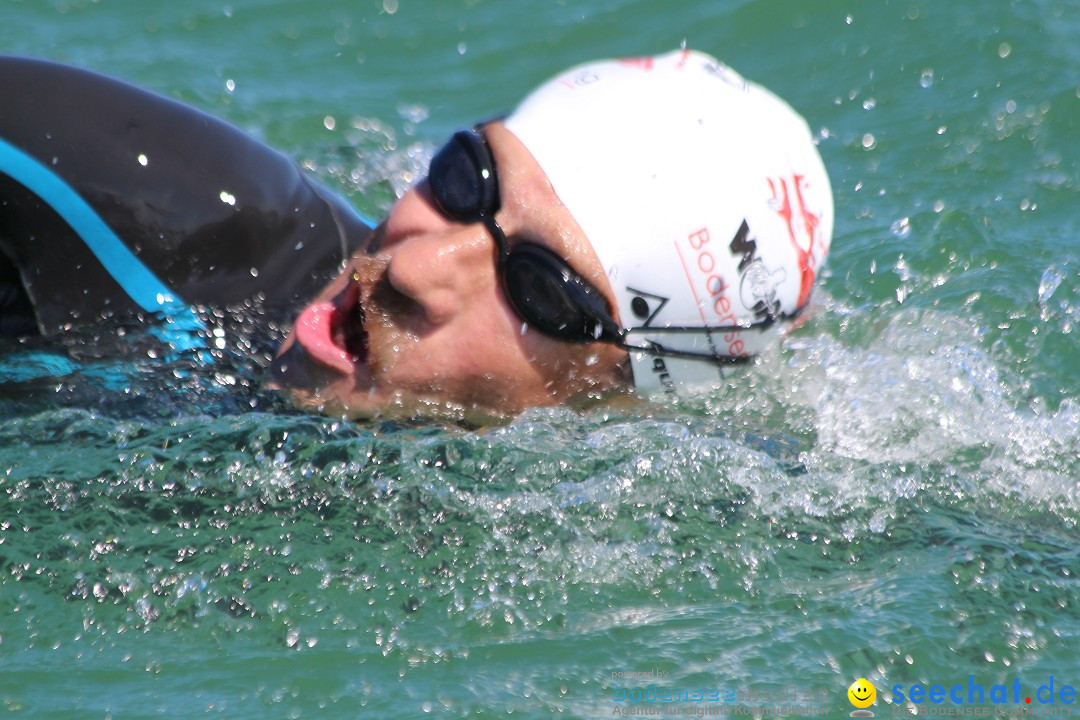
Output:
top-left (0, 56), bottom-right (372, 342)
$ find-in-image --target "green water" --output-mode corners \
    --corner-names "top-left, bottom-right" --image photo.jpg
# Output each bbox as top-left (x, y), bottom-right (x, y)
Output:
top-left (1, 1), bottom-right (1079, 718)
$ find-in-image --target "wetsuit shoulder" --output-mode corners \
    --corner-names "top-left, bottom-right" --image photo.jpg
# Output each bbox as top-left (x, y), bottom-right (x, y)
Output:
top-left (0, 55), bottom-right (371, 334)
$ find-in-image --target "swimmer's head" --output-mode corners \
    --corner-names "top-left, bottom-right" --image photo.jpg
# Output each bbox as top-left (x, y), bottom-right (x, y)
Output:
top-left (504, 49), bottom-right (833, 391)
top-left (272, 49), bottom-right (833, 419)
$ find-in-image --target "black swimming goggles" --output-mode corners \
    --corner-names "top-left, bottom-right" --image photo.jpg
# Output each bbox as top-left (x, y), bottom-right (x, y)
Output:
top-left (427, 127), bottom-right (772, 362)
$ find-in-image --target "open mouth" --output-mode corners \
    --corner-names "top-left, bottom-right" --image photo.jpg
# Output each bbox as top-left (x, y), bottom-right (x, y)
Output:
top-left (293, 278), bottom-right (369, 376)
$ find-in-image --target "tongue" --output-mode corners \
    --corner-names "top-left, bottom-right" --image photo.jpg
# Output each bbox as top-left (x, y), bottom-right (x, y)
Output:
top-left (294, 302), bottom-right (355, 375)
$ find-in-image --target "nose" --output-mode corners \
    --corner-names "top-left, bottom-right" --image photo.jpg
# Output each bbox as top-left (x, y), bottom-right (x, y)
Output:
top-left (379, 180), bottom-right (450, 249)
top-left (381, 187), bottom-right (501, 327)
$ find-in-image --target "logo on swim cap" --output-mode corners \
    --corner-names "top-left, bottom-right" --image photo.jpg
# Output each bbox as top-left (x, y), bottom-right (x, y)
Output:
top-left (504, 49), bottom-right (834, 393)
top-left (627, 287), bottom-right (669, 328)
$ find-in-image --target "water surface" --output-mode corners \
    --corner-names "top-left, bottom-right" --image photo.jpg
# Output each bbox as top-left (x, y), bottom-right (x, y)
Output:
top-left (1, 1), bottom-right (1078, 718)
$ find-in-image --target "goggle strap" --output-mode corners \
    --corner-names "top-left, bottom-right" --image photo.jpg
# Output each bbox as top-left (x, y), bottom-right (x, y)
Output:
top-left (616, 304), bottom-right (808, 363)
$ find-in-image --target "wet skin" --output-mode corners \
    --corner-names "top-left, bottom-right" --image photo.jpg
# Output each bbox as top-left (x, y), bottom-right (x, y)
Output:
top-left (270, 122), bottom-right (630, 420)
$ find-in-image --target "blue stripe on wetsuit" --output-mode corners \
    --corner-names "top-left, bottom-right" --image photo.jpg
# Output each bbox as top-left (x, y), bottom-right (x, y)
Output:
top-left (0, 136), bottom-right (206, 352)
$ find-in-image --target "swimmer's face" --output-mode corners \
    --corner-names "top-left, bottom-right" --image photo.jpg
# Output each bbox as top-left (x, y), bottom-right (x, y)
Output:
top-left (270, 122), bottom-right (630, 421)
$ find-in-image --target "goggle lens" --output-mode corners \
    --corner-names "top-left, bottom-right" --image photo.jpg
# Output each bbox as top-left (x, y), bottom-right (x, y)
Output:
top-left (504, 244), bottom-right (616, 343)
top-left (428, 132), bottom-right (496, 219)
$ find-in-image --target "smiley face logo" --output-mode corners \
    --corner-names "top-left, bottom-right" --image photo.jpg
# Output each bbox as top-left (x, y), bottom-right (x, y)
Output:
top-left (848, 678), bottom-right (876, 709)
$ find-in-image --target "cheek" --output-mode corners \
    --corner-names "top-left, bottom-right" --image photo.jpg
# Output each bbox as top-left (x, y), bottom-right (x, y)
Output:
top-left (375, 320), bottom-right (552, 404)
top-left (530, 330), bottom-right (631, 397)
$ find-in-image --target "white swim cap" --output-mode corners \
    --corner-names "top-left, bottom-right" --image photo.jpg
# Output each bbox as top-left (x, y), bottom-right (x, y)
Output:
top-left (504, 49), bottom-right (833, 393)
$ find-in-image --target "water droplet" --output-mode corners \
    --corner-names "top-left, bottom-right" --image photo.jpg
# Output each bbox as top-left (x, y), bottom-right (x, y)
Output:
top-left (137, 153), bottom-right (148, 166)
top-left (998, 42), bottom-right (1011, 59)
top-left (862, 98), bottom-right (876, 110)
top-left (895, 254), bottom-right (909, 273)
top-left (890, 217), bottom-right (911, 238)
top-left (323, 116), bottom-right (336, 131)
top-left (457, 42), bottom-right (467, 55)
top-left (396, 103), bottom-right (429, 124)
top-left (219, 190), bottom-right (236, 206)
top-left (1038, 266), bottom-right (1064, 306)
top-left (919, 68), bottom-right (935, 88)
top-left (225, 78), bottom-right (235, 93)
top-left (861, 133), bottom-right (877, 149)
top-left (383, 0), bottom-right (398, 14)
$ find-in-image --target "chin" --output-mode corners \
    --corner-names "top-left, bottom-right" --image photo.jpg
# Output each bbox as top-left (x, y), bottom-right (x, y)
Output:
top-left (277, 384), bottom-right (516, 426)
top-left (267, 343), bottom-right (516, 425)
top-left (268, 341), bottom-right (382, 418)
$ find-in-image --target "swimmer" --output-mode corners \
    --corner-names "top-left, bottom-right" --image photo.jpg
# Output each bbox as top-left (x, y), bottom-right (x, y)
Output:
top-left (0, 50), bottom-right (833, 419)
